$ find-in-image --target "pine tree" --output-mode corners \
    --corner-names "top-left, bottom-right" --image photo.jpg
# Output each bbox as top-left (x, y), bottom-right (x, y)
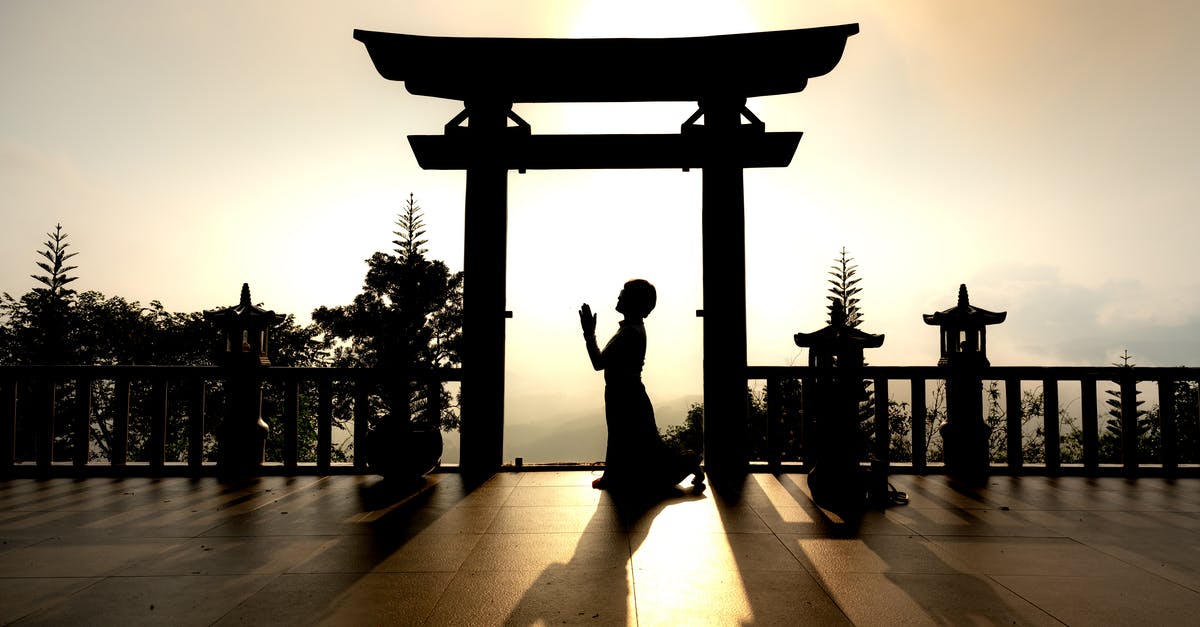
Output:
top-left (29, 223), bottom-right (79, 364)
top-left (1100, 349), bottom-right (1151, 463)
top-left (33, 224), bottom-right (79, 298)
top-left (825, 247), bottom-right (882, 453)
top-left (392, 193), bottom-right (428, 261)
top-left (827, 247), bottom-right (862, 328)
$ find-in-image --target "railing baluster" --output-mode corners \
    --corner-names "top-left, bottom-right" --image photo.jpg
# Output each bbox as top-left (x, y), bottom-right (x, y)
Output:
top-left (188, 379), bottom-right (206, 469)
top-left (1119, 372), bottom-right (1138, 475)
top-left (766, 376), bottom-right (782, 473)
top-left (800, 376), bottom-right (815, 471)
top-left (112, 378), bottom-right (130, 467)
top-left (37, 380), bottom-right (56, 470)
top-left (1005, 378), bottom-right (1022, 471)
top-left (74, 377), bottom-right (93, 467)
top-left (317, 377), bottom-right (332, 469)
top-left (1043, 379), bottom-right (1060, 472)
top-left (149, 379), bottom-right (168, 468)
top-left (284, 379), bottom-right (299, 469)
top-left (911, 379), bottom-right (926, 473)
top-left (873, 377), bottom-right (889, 472)
top-left (1, 379), bottom-right (16, 475)
top-left (1081, 376), bottom-right (1098, 473)
top-left (354, 381), bottom-right (371, 469)
top-left (1159, 378), bottom-right (1177, 476)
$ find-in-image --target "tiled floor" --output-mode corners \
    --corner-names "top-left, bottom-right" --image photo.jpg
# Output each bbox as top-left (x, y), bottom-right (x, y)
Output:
top-left (2, 470), bottom-right (1199, 625)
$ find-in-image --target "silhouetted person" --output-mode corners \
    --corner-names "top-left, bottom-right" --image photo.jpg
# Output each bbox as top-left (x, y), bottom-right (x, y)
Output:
top-left (580, 279), bottom-right (703, 493)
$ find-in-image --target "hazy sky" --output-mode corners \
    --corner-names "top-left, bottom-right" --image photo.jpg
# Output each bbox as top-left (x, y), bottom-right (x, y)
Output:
top-left (4, 1), bottom-right (1199, 441)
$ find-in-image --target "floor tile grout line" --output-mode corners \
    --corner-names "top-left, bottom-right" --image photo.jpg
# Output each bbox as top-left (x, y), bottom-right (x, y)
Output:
top-left (984, 573), bottom-right (1074, 627)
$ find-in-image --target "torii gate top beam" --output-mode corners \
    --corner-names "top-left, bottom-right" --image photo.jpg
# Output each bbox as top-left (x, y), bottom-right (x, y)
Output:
top-left (353, 25), bottom-right (859, 103)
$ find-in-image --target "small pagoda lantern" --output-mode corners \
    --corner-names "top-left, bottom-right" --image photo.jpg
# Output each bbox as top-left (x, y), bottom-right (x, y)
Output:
top-left (205, 283), bottom-right (286, 368)
top-left (923, 284), bottom-right (1006, 368)
top-left (794, 300), bottom-right (884, 511)
top-left (923, 284), bottom-right (1006, 484)
top-left (204, 283), bottom-right (285, 475)
top-left (794, 301), bottom-right (884, 370)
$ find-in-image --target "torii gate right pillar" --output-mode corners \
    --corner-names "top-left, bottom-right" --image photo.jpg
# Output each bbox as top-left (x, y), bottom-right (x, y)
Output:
top-left (700, 98), bottom-right (751, 483)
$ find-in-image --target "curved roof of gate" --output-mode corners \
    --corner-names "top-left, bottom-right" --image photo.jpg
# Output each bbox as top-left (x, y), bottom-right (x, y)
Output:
top-left (353, 25), bottom-right (859, 103)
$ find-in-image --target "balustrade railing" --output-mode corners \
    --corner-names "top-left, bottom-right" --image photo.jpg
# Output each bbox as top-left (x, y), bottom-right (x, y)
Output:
top-left (748, 365), bottom-right (1200, 477)
top-left (4, 364), bottom-right (1197, 478)
top-left (0, 365), bottom-right (460, 477)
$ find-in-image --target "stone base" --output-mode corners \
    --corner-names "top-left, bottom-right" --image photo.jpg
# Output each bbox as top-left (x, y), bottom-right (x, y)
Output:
top-left (940, 419), bottom-right (992, 486)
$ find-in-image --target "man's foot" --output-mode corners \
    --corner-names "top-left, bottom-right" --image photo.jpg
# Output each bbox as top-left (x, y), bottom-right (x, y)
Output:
top-left (592, 476), bottom-right (608, 489)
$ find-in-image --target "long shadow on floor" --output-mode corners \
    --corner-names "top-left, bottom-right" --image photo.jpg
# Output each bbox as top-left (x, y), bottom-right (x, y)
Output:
top-left (751, 473), bottom-right (1060, 624)
top-left (210, 472), bottom-right (482, 624)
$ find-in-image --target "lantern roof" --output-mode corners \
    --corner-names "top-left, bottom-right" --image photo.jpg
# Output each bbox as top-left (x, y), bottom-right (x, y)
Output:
top-left (203, 283), bottom-right (286, 327)
top-left (794, 301), bottom-right (884, 350)
top-left (922, 284), bottom-right (1006, 328)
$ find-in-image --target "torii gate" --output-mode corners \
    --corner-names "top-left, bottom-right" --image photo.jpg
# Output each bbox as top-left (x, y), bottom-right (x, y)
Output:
top-left (354, 25), bottom-right (859, 481)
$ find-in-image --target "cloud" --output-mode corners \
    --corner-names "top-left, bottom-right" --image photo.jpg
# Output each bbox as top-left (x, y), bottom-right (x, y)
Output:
top-left (973, 264), bottom-right (1200, 366)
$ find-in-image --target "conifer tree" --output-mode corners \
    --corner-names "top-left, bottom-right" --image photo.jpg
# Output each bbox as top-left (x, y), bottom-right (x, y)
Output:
top-left (824, 247), bottom-right (886, 453)
top-left (827, 247), bottom-right (862, 328)
top-left (1100, 349), bottom-right (1152, 462)
top-left (28, 223), bottom-right (79, 363)
top-left (312, 194), bottom-right (463, 430)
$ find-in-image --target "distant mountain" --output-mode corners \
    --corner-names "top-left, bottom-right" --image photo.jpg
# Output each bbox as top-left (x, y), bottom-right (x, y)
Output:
top-left (502, 393), bottom-right (703, 464)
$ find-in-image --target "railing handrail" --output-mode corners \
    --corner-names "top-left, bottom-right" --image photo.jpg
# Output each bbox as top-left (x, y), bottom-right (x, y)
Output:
top-left (748, 364), bottom-right (1200, 380)
top-left (0, 364), bottom-right (462, 381)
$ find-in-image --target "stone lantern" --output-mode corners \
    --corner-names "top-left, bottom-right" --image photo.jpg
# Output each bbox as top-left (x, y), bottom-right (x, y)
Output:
top-left (204, 283), bottom-right (285, 475)
top-left (923, 284), bottom-right (1006, 484)
top-left (794, 300), bottom-right (884, 511)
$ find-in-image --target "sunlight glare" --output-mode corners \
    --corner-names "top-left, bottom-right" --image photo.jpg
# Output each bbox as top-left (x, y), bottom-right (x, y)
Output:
top-left (568, 0), bottom-right (760, 39)
top-left (633, 499), bottom-right (755, 624)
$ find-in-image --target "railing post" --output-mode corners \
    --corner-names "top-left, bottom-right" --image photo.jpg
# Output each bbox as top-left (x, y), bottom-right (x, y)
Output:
top-left (1005, 378), bottom-right (1022, 471)
top-left (73, 377), bottom-right (93, 467)
top-left (1, 379), bottom-right (15, 476)
top-left (112, 378), bottom-right (130, 467)
top-left (283, 379), bottom-right (299, 469)
top-left (766, 376), bottom-right (782, 473)
top-left (188, 379), bottom-right (206, 470)
top-left (149, 379), bottom-right (168, 469)
top-left (1159, 377), bottom-right (1177, 477)
top-left (1043, 379), bottom-right (1060, 473)
top-left (317, 376), bottom-right (332, 470)
top-left (1081, 376), bottom-right (1098, 474)
top-left (910, 379), bottom-right (926, 473)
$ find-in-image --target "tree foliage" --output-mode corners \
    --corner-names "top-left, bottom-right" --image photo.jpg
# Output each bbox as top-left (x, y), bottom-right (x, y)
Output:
top-left (311, 194), bottom-right (463, 431)
top-left (1, 224), bottom-right (329, 464)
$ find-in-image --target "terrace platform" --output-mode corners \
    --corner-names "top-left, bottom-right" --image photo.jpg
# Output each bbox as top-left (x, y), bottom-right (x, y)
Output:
top-left (2, 471), bottom-right (1199, 625)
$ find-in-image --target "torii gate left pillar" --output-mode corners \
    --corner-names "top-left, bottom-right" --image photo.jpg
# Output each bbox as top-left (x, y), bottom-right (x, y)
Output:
top-left (459, 100), bottom-right (511, 478)
top-left (354, 26), bottom-right (859, 482)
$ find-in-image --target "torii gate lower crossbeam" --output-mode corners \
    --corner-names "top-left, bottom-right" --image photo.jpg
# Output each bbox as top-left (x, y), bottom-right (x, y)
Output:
top-left (353, 26), bottom-right (859, 483)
